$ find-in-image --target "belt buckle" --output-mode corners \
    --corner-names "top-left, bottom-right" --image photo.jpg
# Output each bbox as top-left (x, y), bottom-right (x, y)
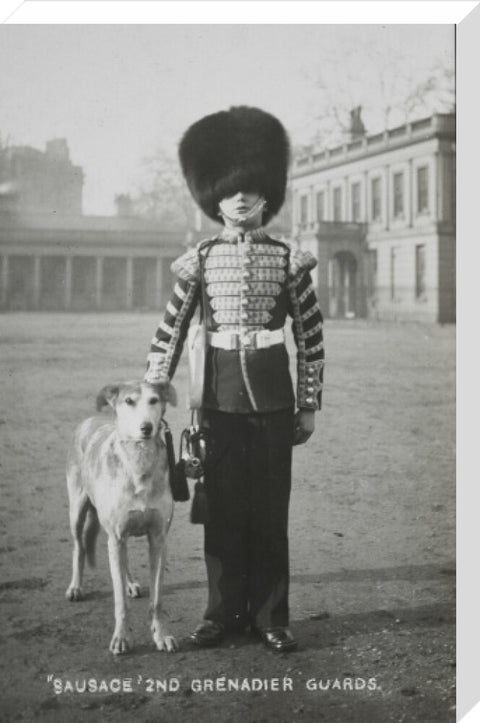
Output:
top-left (240, 331), bottom-right (254, 349)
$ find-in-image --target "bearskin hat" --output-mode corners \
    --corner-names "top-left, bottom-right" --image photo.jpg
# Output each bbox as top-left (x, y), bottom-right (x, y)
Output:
top-left (178, 106), bottom-right (290, 225)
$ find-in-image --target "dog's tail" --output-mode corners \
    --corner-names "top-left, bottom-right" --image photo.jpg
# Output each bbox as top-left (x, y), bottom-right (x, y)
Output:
top-left (83, 505), bottom-right (100, 568)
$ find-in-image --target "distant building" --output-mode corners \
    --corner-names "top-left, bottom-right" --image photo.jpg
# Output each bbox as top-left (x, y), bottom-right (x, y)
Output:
top-left (0, 139), bottom-right (84, 215)
top-left (0, 211), bottom-right (185, 312)
top-left (0, 140), bottom-right (187, 311)
top-left (291, 112), bottom-right (456, 323)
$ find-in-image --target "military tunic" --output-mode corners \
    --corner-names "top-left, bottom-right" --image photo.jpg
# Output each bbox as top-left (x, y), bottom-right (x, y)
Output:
top-left (145, 226), bottom-right (325, 631)
top-left (145, 227), bottom-right (324, 412)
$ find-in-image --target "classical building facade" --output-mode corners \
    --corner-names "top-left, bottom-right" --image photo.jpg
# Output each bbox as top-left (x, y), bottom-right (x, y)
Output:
top-left (0, 211), bottom-right (185, 311)
top-left (291, 113), bottom-right (456, 322)
top-left (0, 139), bottom-right (188, 311)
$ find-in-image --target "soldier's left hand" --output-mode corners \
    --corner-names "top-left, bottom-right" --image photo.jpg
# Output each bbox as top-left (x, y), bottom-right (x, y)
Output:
top-left (293, 409), bottom-right (316, 445)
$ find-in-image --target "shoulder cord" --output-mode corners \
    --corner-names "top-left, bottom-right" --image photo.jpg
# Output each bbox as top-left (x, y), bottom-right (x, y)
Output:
top-left (191, 240), bottom-right (216, 427)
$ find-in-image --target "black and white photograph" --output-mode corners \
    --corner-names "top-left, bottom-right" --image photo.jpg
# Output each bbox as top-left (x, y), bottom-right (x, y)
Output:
top-left (0, 4), bottom-right (464, 722)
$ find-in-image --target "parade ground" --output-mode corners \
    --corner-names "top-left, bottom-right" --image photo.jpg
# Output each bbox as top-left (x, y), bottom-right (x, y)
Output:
top-left (0, 313), bottom-right (455, 722)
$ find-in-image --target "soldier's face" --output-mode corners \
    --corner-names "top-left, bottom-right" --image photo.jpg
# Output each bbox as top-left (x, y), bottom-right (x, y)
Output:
top-left (219, 191), bottom-right (265, 229)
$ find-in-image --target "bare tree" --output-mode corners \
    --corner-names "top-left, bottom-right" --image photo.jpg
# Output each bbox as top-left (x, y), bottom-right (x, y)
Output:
top-left (305, 33), bottom-right (455, 146)
top-left (0, 132), bottom-right (14, 189)
top-left (131, 147), bottom-right (196, 230)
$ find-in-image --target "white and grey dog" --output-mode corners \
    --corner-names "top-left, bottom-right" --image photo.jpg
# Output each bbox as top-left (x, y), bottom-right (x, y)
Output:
top-left (65, 380), bottom-right (178, 655)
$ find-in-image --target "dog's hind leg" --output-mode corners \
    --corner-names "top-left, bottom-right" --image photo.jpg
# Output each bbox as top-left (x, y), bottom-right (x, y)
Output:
top-left (83, 504), bottom-right (100, 569)
top-left (148, 532), bottom-right (178, 652)
top-left (107, 536), bottom-right (133, 655)
top-left (65, 486), bottom-right (90, 602)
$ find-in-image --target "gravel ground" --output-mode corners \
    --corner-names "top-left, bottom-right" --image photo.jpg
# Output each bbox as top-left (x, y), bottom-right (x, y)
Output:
top-left (0, 313), bottom-right (455, 722)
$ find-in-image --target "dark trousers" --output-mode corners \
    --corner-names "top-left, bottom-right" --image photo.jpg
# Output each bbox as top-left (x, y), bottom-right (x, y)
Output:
top-left (201, 407), bottom-right (294, 631)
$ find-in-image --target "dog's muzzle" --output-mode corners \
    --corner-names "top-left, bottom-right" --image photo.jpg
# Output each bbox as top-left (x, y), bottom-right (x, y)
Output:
top-left (140, 422), bottom-right (153, 437)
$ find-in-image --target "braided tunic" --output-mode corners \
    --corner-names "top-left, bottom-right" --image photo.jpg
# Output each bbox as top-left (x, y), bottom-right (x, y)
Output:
top-left (146, 228), bottom-right (324, 413)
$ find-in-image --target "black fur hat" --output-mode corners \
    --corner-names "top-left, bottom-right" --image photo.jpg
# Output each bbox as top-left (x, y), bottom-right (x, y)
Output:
top-left (178, 106), bottom-right (290, 225)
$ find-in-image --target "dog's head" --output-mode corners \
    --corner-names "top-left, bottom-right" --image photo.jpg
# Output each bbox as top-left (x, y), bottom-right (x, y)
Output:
top-left (96, 380), bottom-right (177, 441)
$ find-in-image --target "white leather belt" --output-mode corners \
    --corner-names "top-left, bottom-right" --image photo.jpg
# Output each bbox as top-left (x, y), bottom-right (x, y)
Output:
top-left (207, 329), bottom-right (285, 350)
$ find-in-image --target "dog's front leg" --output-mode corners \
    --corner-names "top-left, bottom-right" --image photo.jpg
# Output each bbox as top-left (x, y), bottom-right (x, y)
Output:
top-left (107, 536), bottom-right (133, 655)
top-left (148, 532), bottom-right (178, 652)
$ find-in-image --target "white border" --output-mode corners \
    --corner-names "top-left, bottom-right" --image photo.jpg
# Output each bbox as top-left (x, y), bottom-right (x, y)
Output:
top-left (1, 1), bottom-right (477, 25)
top-left (457, 5), bottom-right (480, 722)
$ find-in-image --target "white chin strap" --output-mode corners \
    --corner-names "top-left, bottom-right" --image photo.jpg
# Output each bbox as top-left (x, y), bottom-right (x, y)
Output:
top-left (219, 196), bottom-right (266, 224)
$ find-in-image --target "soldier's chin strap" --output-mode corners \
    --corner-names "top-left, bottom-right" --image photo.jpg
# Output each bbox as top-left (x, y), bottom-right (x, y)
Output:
top-left (218, 196), bottom-right (266, 225)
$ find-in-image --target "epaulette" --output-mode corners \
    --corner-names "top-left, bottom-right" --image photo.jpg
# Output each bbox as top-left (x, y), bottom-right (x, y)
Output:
top-left (170, 237), bottom-right (217, 282)
top-left (286, 243), bottom-right (317, 279)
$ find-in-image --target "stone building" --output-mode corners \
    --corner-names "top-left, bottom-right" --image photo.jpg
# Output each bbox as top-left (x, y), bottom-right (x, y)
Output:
top-left (0, 210), bottom-right (185, 312)
top-left (0, 139), bottom-right (189, 311)
top-left (0, 139), bottom-right (84, 216)
top-left (291, 112), bottom-right (456, 323)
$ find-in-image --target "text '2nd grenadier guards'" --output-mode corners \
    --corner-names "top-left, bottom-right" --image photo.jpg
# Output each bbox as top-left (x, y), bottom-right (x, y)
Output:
top-left (145, 105), bottom-right (325, 652)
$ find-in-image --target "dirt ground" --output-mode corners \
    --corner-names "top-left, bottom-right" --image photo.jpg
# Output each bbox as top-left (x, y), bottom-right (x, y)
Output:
top-left (0, 313), bottom-right (455, 723)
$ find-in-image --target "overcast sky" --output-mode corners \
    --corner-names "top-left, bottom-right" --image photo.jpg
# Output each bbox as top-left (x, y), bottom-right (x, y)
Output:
top-left (0, 24), bottom-right (454, 215)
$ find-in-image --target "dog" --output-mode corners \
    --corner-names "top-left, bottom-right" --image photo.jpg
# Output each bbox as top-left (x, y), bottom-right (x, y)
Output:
top-left (65, 380), bottom-right (178, 655)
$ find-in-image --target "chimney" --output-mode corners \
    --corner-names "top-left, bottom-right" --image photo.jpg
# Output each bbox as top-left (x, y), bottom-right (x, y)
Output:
top-left (115, 193), bottom-right (134, 217)
top-left (349, 107), bottom-right (366, 140)
top-left (46, 138), bottom-right (70, 162)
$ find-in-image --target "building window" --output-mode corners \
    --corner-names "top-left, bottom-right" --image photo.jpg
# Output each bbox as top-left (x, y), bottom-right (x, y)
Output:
top-left (393, 172), bottom-right (404, 218)
top-left (333, 187), bottom-right (342, 221)
top-left (390, 247), bottom-right (396, 300)
top-left (417, 166), bottom-right (429, 214)
top-left (299, 195), bottom-right (308, 226)
top-left (351, 182), bottom-right (361, 222)
top-left (415, 244), bottom-right (426, 298)
top-left (371, 177), bottom-right (382, 221)
top-left (316, 191), bottom-right (325, 221)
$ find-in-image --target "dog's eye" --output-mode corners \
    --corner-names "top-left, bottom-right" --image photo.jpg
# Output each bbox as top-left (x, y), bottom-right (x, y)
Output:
top-left (124, 397), bottom-right (135, 406)
top-left (148, 398), bottom-right (159, 405)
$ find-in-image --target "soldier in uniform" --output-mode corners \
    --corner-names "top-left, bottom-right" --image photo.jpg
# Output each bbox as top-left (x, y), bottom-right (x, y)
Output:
top-left (145, 106), bottom-right (324, 652)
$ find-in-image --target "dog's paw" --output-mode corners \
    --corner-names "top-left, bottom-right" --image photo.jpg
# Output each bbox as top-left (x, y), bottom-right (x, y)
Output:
top-left (65, 585), bottom-right (83, 601)
top-left (109, 627), bottom-right (133, 655)
top-left (127, 581), bottom-right (141, 598)
top-left (153, 631), bottom-right (179, 653)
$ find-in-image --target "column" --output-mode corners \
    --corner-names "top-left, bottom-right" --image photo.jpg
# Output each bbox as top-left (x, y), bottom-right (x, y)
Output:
top-left (64, 256), bottom-right (72, 310)
top-left (155, 257), bottom-right (163, 309)
top-left (32, 256), bottom-right (41, 309)
top-left (408, 159), bottom-right (414, 228)
top-left (385, 165), bottom-right (390, 231)
top-left (95, 257), bottom-right (103, 310)
top-left (434, 150), bottom-right (441, 222)
top-left (344, 176), bottom-right (349, 222)
top-left (364, 171), bottom-right (369, 223)
top-left (1, 255), bottom-right (8, 309)
top-left (126, 257), bottom-right (133, 310)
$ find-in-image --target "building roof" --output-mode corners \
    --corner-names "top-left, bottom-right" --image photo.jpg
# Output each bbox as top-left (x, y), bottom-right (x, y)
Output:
top-left (0, 211), bottom-right (186, 251)
top-left (292, 113), bottom-right (455, 178)
top-left (0, 210), bottom-right (174, 232)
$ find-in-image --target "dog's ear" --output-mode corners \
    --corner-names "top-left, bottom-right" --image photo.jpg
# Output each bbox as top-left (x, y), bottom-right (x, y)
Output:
top-left (150, 381), bottom-right (177, 408)
top-left (96, 384), bottom-right (121, 411)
